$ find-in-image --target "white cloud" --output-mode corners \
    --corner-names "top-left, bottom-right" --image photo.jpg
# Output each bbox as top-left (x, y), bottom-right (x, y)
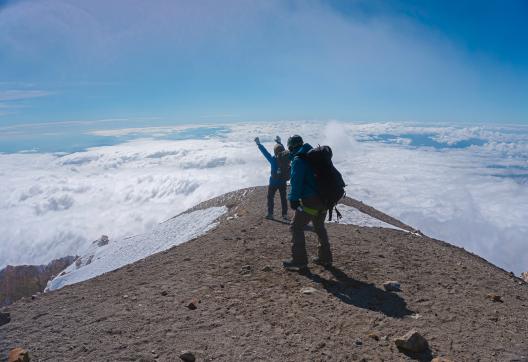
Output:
top-left (0, 121), bottom-right (527, 276)
top-left (0, 90), bottom-right (51, 101)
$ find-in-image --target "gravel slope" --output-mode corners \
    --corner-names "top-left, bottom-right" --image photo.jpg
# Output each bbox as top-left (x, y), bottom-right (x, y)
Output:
top-left (1, 186), bottom-right (527, 361)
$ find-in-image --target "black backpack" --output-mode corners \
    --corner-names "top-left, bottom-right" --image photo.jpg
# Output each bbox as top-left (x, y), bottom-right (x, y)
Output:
top-left (273, 151), bottom-right (291, 182)
top-left (297, 145), bottom-right (346, 221)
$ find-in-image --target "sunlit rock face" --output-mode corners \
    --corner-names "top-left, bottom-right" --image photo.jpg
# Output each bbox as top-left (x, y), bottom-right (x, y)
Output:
top-left (0, 256), bottom-right (75, 306)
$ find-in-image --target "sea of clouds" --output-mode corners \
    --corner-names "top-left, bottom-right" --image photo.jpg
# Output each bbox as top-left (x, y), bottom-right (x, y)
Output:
top-left (1, 121), bottom-right (527, 274)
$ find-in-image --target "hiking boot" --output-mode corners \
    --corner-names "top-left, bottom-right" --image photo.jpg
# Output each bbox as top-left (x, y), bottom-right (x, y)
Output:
top-left (282, 260), bottom-right (308, 273)
top-left (265, 214), bottom-right (274, 220)
top-left (312, 256), bottom-right (332, 268)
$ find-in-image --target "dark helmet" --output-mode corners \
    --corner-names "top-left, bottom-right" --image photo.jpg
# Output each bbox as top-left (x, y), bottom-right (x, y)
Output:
top-left (273, 143), bottom-right (285, 156)
top-left (287, 135), bottom-right (303, 152)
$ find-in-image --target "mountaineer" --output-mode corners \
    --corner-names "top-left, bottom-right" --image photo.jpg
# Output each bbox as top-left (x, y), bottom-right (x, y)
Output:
top-left (283, 134), bottom-right (345, 272)
top-left (254, 136), bottom-right (290, 220)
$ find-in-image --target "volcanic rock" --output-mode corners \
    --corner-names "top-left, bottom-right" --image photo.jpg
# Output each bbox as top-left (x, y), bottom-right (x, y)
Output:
top-left (8, 348), bottom-right (30, 362)
top-left (300, 287), bottom-right (317, 295)
top-left (383, 281), bottom-right (401, 292)
top-left (94, 235), bottom-right (110, 247)
top-left (186, 299), bottom-right (199, 310)
top-left (486, 293), bottom-right (503, 303)
top-left (0, 311), bottom-right (10, 326)
top-left (0, 256), bottom-right (75, 306)
top-left (179, 351), bottom-right (196, 361)
top-left (394, 329), bottom-right (428, 353)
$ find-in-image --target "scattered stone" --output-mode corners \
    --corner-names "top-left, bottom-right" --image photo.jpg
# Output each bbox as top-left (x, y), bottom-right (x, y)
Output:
top-left (94, 235), bottom-right (109, 247)
top-left (8, 348), bottom-right (30, 362)
top-left (432, 358), bottom-right (454, 362)
top-left (261, 265), bottom-right (272, 272)
top-left (240, 265), bottom-right (251, 275)
top-left (394, 329), bottom-right (428, 353)
top-left (183, 257), bottom-right (191, 262)
top-left (486, 293), bottom-right (503, 303)
top-left (354, 338), bottom-right (363, 346)
top-left (410, 313), bottom-right (422, 319)
top-left (300, 287), bottom-right (317, 295)
top-left (123, 294), bottom-right (129, 299)
top-left (0, 311), bottom-right (11, 326)
top-left (383, 281), bottom-right (401, 292)
top-left (179, 350), bottom-right (196, 362)
top-left (367, 332), bottom-right (380, 341)
top-left (186, 298), bottom-right (200, 310)
top-left (161, 291), bottom-right (168, 296)
top-left (521, 271), bottom-right (528, 283)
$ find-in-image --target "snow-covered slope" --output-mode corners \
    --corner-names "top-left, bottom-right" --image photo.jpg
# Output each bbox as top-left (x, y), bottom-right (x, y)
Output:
top-left (331, 204), bottom-right (407, 231)
top-left (46, 206), bottom-right (226, 291)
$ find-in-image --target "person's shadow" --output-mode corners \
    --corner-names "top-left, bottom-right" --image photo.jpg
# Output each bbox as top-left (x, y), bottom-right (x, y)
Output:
top-left (301, 266), bottom-right (434, 360)
top-left (304, 266), bottom-right (414, 318)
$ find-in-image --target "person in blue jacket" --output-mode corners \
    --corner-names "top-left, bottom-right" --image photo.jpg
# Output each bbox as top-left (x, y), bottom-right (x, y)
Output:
top-left (254, 136), bottom-right (289, 220)
top-left (283, 134), bottom-right (332, 272)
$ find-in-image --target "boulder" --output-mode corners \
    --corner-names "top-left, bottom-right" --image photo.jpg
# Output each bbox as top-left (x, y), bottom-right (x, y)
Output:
top-left (300, 287), bottom-right (317, 295)
top-left (394, 329), bottom-right (428, 353)
top-left (486, 293), bottom-right (503, 303)
top-left (95, 235), bottom-right (109, 247)
top-left (240, 265), bottom-right (251, 275)
top-left (186, 298), bottom-right (200, 310)
top-left (179, 351), bottom-right (196, 362)
top-left (8, 348), bottom-right (30, 362)
top-left (521, 272), bottom-right (528, 283)
top-left (383, 281), bottom-right (401, 292)
top-left (0, 311), bottom-right (10, 326)
top-left (367, 332), bottom-right (380, 341)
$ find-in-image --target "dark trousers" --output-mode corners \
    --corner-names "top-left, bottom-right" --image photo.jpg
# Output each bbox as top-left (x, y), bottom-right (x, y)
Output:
top-left (267, 183), bottom-right (288, 216)
top-left (289, 198), bottom-right (332, 265)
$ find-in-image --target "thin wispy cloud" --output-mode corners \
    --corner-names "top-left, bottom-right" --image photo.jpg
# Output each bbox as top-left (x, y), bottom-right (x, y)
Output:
top-left (0, 90), bottom-right (51, 101)
top-left (0, 0), bottom-right (526, 124)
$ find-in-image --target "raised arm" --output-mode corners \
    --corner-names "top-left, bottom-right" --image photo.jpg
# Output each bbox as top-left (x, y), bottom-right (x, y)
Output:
top-left (257, 144), bottom-right (274, 164)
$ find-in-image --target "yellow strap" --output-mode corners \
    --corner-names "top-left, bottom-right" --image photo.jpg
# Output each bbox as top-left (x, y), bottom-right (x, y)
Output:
top-left (302, 205), bottom-right (319, 216)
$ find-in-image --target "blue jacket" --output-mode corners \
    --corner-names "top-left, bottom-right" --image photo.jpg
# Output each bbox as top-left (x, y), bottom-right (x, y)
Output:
top-left (288, 143), bottom-right (318, 201)
top-left (257, 144), bottom-right (286, 187)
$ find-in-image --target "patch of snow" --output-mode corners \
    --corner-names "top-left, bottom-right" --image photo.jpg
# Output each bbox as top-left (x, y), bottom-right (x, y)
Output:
top-left (330, 204), bottom-right (406, 232)
top-left (46, 206), bottom-right (227, 291)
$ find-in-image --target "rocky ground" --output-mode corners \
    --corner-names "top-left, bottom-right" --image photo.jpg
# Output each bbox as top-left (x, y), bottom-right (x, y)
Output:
top-left (1, 186), bottom-right (528, 361)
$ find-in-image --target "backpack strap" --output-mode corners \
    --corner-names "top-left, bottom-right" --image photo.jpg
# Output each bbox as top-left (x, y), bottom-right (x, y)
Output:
top-left (328, 206), bottom-right (343, 222)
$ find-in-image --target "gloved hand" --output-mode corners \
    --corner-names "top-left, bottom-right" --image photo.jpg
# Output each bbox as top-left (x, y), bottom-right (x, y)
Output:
top-left (275, 136), bottom-right (281, 144)
top-left (290, 200), bottom-right (300, 210)
top-left (254, 137), bottom-right (260, 145)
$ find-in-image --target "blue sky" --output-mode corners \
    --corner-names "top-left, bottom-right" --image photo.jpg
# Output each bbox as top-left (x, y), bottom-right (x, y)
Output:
top-left (0, 0), bottom-right (527, 127)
